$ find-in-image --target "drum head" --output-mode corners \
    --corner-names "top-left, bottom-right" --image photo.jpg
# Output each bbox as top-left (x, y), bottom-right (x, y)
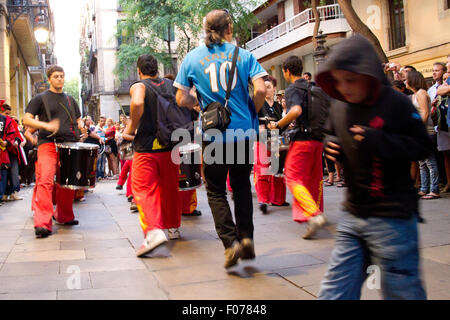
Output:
top-left (56, 142), bottom-right (99, 150)
top-left (179, 143), bottom-right (201, 154)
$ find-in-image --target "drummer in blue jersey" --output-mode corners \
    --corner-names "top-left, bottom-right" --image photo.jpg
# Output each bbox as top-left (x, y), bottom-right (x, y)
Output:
top-left (174, 9), bottom-right (268, 269)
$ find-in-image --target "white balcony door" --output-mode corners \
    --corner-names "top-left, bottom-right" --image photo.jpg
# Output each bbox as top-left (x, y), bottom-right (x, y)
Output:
top-left (285, 0), bottom-right (294, 20)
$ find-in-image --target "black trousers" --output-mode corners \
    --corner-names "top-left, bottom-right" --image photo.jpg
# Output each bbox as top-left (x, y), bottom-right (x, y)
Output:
top-left (203, 140), bottom-right (254, 249)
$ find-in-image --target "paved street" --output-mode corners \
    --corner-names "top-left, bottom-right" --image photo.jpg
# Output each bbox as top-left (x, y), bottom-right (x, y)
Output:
top-left (0, 179), bottom-right (449, 300)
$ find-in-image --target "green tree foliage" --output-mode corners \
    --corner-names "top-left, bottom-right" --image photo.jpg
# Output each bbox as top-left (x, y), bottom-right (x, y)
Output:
top-left (116, 0), bottom-right (259, 79)
top-left (64, 78), bottom-right (80, 106)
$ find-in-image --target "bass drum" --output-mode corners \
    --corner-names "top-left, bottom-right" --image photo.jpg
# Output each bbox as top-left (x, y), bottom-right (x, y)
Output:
top-left (56, 142), bottom-right (99, 190)
top-left (179, 143), bottom-right (202, 191)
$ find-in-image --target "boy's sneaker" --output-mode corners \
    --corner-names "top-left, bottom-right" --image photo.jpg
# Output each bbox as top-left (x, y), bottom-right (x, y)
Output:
top-left (303, 215), bottom-right (326, 240)
top-left (224, 241), bottom-right (242, 269)
top-left (136, 229), bottom-right (168, 258)
top-left (241, 238), bottom-right (255, 260)
top-left (116, 185), bottom-right (123, 190)
top-left (168, 228), bottom-right (181, 240)
top-left (35, 227), bottom-right (51, 238)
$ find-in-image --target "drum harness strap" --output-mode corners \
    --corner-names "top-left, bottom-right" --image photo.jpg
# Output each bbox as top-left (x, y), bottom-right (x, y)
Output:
top-left (41, 91), bottom-right (79, 151)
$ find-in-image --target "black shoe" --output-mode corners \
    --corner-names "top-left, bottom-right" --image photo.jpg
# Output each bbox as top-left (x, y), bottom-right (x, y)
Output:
top-left (259, 203), bottom-right (268, 215)
top-left (271, 202), bottom-right (290, 207)
top-left (52, 217), bottom-right (79, 226)
top-left (116, 185), bottom-right (123, 190)
top-left (128, 196), bottom-right (133, 202)
top-left (35, 227), bottom-right (51, 238)
top-left (182, 210), bottom-right (202, 217)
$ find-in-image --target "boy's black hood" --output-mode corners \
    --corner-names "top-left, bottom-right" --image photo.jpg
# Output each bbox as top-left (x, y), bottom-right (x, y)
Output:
top-left (315, 34), bottom-right (390, 103)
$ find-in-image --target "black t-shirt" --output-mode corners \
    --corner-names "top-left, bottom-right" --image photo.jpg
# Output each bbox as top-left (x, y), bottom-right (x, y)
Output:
top-left (25, 90), bottom-right (81, 146)
top-left (258, 101), bottom-right (283, 121)
top-left (285, 79), bottom-right (310, 141)
top-left (134, 78), bottom-right (167, 153)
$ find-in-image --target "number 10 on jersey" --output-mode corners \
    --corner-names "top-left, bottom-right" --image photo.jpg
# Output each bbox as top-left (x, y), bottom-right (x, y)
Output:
top-left (204, 61), bottom-right (238, 93)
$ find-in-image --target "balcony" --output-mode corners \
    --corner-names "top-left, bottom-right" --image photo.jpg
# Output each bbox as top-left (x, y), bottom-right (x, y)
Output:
top-left (7, 0), bottom-right (47, 67)
top-left (246, 4), bottom-right (350, 60)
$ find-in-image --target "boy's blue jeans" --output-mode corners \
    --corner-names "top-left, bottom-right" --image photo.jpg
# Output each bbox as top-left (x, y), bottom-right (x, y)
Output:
top-left (318, 212), bottom-right (427, 300)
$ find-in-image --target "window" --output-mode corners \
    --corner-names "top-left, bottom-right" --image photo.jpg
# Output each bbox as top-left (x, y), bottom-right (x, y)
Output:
top-left (388, 0), bottom-right (406, 50)
top-left (163, 24), bottom-right (175, 42)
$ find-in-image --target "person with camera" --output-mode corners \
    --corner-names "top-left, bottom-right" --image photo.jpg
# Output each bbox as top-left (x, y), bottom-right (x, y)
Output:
top-left (174, 9), bottom-right (267, 269)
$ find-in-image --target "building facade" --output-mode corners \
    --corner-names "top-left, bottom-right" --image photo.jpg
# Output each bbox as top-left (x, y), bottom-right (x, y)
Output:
top-left (246, 0), bottom-right (349, 90)
top-left (247, 0), bottom-right (450, 89)
top-left (79, 0), bottom-right (194, 122)
top-left (354, 0), bottom-right (450, 81)
top-left (0, 0), bottom-right (56, 122)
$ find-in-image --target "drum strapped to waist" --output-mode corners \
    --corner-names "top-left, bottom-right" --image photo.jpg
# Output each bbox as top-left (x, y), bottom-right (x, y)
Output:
top-left (179, 143), bottom-right (202, 191)
top-left (56, 142), bottom-right (99, 190)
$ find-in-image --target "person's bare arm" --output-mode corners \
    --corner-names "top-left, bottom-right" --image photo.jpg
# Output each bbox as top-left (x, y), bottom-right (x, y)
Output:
top-left (24, 127), bottom-right (38, 146)
top-left (125, 83), bottom-right (146, 136)
top-left (416, 91), bottom-right (430, 124)
top-left (23, 113), bottom-right (59, 135)
top-left (437, 83), bottom-right (450, 96)
top-left (252, 77), bottom-right (267, 113)
top-left (271, 105), bottom-right (302, 129)
top-left (176, 88), bottom-right (198, 109)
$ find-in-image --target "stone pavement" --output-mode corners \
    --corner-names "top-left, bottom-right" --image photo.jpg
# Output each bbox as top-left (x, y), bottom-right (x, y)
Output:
top-left (0, 179), bottom-right (449, 300)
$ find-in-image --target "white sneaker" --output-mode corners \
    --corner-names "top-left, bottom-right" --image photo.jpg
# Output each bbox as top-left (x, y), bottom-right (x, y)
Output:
top-left (168, 228), bottom-right (181, 240)
top-left (303, 214), bottom-right (327, 240)
top-left (136, 229), bottom-right (168, 257)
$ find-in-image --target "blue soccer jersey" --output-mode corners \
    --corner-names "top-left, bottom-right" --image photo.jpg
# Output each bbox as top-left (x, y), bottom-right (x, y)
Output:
top-left (174, 42), bottom-right (267, 142)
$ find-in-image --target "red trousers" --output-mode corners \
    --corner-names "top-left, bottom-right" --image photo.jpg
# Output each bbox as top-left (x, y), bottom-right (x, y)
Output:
top-left (180, 189), bottom-right (198, 214)
top-left (33, 143), bottom-right (75, 231)
top-left (118, 160), bottom-right (133, 197)
top-left (132, 151), bottom-right (181, 235)
top-left (285, 140), bottom-right (324, 223)
top-left (253, 141), bottom-right (286, 205)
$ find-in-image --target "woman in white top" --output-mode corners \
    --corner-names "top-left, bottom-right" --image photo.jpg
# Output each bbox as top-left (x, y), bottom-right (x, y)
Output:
top-left (406, 70), bottom-right (440, 199)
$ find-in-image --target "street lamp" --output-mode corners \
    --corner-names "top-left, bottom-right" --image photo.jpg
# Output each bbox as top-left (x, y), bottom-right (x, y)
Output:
top-left (34, 21), bottom-right (49, 44)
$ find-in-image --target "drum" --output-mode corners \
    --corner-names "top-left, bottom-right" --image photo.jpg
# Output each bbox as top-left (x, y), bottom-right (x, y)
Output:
top-left (56, 142), bottom-right (99, 190)
top-left (267, 132), bottom-right (290, 153)
top-left (179, 143), bottom-right (202, 191)
top-left (119, 140), bottom-right (134, 160)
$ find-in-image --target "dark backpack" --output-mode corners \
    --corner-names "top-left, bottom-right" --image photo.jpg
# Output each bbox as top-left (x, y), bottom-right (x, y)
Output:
top-left (293, 81), bottom-right (331, 141)
top-left (143, 78), bottom-right (194, 147)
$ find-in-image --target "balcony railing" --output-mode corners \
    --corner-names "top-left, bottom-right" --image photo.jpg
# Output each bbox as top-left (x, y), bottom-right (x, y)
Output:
top-left (246, 4), bottom-right (344, 52)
